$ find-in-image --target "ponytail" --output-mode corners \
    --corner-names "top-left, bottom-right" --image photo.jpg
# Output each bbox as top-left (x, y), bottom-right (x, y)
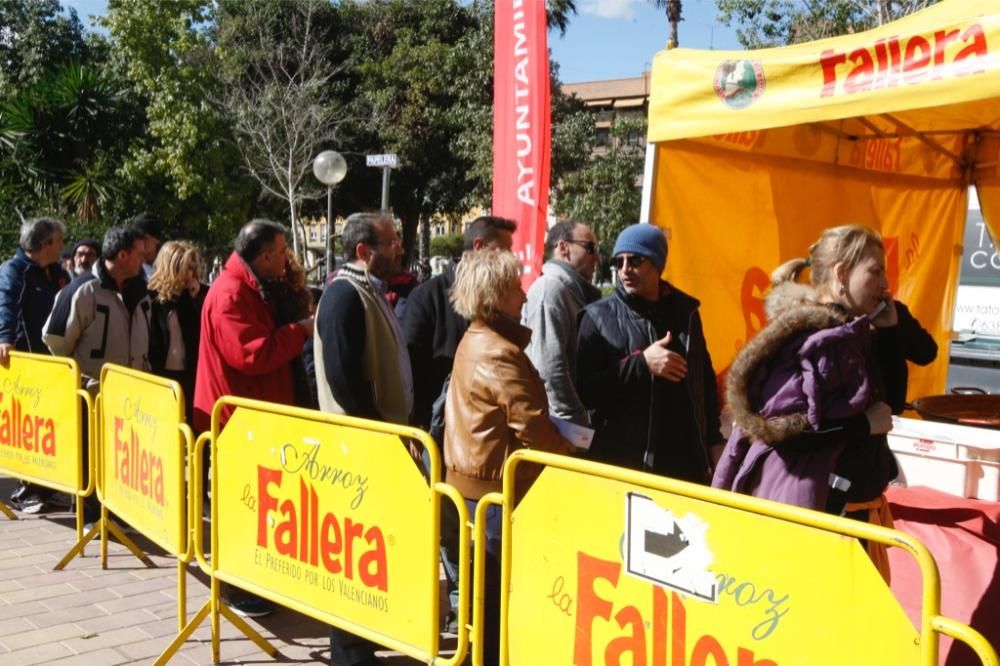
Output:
top-left (771, 257), bottom-right (811, 286)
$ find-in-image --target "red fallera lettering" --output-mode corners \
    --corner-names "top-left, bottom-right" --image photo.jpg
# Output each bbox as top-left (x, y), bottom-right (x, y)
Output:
top-left (844, 47), bottom-right (874, 93)
top-left (710, 131), bottom-right (759, 148)
top-left (113, 417), bottom-right (164, 506)
top-left (819, 23), bottom-right (988, 97)
top-left (0, 393), bottom-right (56, 456)
top-left (573, 551), bottom-right (777, 666)
top-left (256, 465), bottom-right (388, 592)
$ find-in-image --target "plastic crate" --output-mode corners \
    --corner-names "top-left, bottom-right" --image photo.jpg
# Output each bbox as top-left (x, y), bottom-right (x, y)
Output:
top-left (887, 416), bottom-right (1000, 501)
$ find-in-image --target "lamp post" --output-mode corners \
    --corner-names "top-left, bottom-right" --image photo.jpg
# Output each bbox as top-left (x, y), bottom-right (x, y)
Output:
top-left (313, 150), bottom-right (347, 278)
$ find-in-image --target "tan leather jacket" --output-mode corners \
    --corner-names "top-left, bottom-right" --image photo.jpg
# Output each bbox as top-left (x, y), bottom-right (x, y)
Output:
top-left (444, 316), bottom-right (575, 500)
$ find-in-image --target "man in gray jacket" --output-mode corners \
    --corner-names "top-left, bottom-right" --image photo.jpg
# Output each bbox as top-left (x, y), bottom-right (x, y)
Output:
top-left (523, 220), bottom-right (601, 425)
top-left (43, 224), bottom-right (151, 393)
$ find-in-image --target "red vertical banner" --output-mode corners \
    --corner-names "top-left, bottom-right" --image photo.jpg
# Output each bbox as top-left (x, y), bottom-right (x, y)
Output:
top-left (493, 0), bottom-right (551, 289)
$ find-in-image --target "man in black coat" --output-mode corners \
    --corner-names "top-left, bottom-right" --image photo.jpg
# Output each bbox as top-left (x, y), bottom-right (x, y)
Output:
top-left (402, 215), bottom-right (517, 432)
top-left (577, 224), bottom-right (724, 483)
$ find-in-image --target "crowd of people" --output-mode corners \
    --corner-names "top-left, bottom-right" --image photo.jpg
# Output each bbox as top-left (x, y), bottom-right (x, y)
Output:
top-left (0, 210), bottom-right (936, 666)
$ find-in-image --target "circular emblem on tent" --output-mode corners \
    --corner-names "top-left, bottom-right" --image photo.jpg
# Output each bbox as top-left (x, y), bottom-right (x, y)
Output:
top-left (713, 60), bottom-right (766, 109)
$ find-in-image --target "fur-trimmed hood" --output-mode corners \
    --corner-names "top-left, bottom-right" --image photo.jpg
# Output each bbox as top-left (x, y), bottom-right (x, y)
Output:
top-left (726, 282), bottom-right (870, 444)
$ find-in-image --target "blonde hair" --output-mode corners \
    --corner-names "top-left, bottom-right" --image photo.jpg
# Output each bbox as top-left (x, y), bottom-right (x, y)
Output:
top-left (148, 241), bottom-right (201, 302)
top-left (772, 225), bottom-right (883, 294)
top-left (450, 250), bottom-right (523, 321)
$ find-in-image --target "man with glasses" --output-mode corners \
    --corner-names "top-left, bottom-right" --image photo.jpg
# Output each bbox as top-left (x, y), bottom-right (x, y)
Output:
top-left (523, 220), bottom-right (602, 425)
top-left (314, 212), bottom-right (414, 666)
top-left (576, 224), bottom-right (724, 483)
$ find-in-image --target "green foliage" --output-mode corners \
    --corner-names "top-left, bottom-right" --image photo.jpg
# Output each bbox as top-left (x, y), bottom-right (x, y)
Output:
top-left (0, 60), bottom-right (132, 239)
top-left (715, 0), bottom-right (941, 48)
top-left (0, 0), bottom-right (590, 264)
top-left (430, 233), bottom-right (464, 260)
top-left (553, 117), bottom-right (646, 282)
top-left (0, 0), bottom-right (91, 94)
top-left (102, 0), bottom-right (255, 253)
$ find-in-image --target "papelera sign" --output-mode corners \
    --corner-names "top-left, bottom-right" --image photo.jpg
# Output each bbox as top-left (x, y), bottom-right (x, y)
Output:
top-left (366, 154), bottom-right (398, 169)
top-left (213, 406), bottom-right (437, 654)
top-left (507, 466), bottom-right (920, 665)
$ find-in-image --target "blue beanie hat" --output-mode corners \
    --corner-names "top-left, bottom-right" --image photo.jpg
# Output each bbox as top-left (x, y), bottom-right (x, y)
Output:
top-left (612, 224), bottom-right (668, 272)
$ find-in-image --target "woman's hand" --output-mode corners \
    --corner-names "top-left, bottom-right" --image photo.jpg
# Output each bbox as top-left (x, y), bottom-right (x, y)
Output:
top-left (864, 401), bottom-right (893, 435)
top-left (871, 296), bottom-right (898, 328)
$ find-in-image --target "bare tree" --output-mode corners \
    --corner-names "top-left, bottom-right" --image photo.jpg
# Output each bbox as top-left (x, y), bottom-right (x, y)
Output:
top-left (215, 0), bottom-right (344, 261)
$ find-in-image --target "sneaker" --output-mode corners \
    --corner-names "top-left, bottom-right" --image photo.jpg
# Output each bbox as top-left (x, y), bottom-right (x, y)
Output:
top-left (18, 494), bottom-right (50, 514)
top-left (442, 609), bottom-right (458, 634)
top-left (229, 594), bottom-right (274, 618)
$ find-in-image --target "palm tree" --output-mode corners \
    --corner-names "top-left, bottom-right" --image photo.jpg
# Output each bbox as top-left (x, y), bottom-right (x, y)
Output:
top-left (0, 62), bottom-right (124, 221)
top-left (652, 0), bottom-right (683, 48)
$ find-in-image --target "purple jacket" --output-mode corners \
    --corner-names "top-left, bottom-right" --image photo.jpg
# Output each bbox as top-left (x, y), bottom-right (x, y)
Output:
top-left (712, 286), bottom-right (873, 510)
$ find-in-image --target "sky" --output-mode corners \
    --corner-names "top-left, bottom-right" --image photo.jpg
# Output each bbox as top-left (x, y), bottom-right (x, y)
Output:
top-left (551, 0), bottom-right (744, 83)
top-left (63, 0), bottom-right (744, 84)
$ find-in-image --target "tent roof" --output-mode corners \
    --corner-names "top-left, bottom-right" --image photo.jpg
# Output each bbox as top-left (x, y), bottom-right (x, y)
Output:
top-left (648, 0), bottom-right (999, 146)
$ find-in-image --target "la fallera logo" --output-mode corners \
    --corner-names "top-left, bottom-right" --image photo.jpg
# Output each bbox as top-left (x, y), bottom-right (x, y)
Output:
top-left (713, 60), bottom-right (766, 110)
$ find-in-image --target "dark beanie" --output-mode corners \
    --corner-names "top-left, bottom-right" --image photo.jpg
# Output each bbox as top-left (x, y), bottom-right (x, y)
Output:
top-left (612, 224), bottom-right (668, 272)
top-left (72, 238), bottom-right (100, 255)
top-left (131, 212), bottom-right (163, 239)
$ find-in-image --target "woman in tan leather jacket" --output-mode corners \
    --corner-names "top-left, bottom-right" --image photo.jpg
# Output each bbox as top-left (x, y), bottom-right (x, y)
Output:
top-left (444, 249), bottom-right (576, 499)
top-left (442, 249), bottom-right (575, 665)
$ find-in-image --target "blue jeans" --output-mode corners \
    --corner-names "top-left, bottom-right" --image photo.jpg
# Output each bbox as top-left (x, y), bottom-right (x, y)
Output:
top-left (440, 498), bottom-right (501, 666)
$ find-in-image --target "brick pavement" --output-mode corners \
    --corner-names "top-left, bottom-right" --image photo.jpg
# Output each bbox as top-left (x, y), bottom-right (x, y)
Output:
top-left (0, 476), bottom-right (450, 665)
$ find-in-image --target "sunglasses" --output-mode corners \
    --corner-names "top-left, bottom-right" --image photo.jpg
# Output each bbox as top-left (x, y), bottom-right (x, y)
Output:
top-left (566, 239), bottom-right (598, 255)
top-left (612, 255), bottom-right (648, 270)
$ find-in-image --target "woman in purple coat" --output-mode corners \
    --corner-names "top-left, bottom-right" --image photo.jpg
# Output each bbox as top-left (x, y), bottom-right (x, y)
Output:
top-left (713, 225), bottom-right (900, 581)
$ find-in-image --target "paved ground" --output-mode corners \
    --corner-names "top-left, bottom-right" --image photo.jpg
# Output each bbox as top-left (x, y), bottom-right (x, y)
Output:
top-left (0, 476), bottom-right (450, 665)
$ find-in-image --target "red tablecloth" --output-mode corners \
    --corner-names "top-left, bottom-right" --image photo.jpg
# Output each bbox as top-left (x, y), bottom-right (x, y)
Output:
top-left (887, 486), bottom-right (1000, 665)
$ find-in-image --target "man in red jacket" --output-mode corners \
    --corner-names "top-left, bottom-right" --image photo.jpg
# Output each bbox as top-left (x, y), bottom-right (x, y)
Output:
top-left (193, 219), bottom-right (313, 618)
top-left (194, 219), bottom-right (313, 433)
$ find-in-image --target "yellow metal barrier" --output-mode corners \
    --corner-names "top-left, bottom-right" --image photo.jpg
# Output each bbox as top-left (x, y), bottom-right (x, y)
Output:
top-left (56, 364), bottom-right (195, 632)
top-left (0, 352), bottom-right (92, 557)
top-left (158, 396), bottom-right (471, 665)
top-left (476, 449), bottom-right (999, 666)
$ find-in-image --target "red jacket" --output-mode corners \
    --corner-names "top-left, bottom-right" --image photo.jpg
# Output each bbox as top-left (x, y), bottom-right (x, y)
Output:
top-left (193, 252), bottom-right (309, 432)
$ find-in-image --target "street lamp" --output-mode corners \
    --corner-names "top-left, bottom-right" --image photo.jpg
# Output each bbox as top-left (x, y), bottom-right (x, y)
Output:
top-left (313, 150), bottom-right (347, 278)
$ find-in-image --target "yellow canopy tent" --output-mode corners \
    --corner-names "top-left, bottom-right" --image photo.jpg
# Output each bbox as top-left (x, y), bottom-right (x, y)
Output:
top-left (644, 0), bottom-right (1000, 401)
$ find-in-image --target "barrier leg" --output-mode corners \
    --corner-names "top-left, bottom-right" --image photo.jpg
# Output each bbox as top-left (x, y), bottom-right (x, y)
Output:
top-left (53, 521), bottom-right (101, 570)
top-left (104, 520), bottom-right (156, 568)
top-left (211, 577), bottom-right (220, 663)
top-left (219, 604), bottom-right (279, 656)
top-left (74, 495), bottom-right (83, 543)
top-left (178, 560), bottom-right (187, 633)
top-left (153, 599), bottom-right (210, 666)
top-left (100, 504), bottom-right (108, 569)
top-left (0, 501), bottom-right (18, 521)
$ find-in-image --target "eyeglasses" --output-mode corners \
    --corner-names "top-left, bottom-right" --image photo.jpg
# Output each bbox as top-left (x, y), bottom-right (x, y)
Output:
top-left (612, 255), bottom-right (648, 270)
top-left (566, 239), bottom-right (598, 255)
top-left (375, 238), bottom-right (402, 248)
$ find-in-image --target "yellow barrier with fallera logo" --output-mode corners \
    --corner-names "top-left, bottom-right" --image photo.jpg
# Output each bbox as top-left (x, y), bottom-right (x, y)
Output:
top-left (156, 396), bottom-right (471, 665)
top-left (97, 364), bottom-right (190, 556)
top-left (0, 352), bottom-right (85, 497)
top-left (481, 450), bottom-right (998, 666)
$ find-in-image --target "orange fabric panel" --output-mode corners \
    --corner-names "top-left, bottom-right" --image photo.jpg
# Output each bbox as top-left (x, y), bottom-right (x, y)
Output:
top-left (654, 139), bottom-right (963, 400)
